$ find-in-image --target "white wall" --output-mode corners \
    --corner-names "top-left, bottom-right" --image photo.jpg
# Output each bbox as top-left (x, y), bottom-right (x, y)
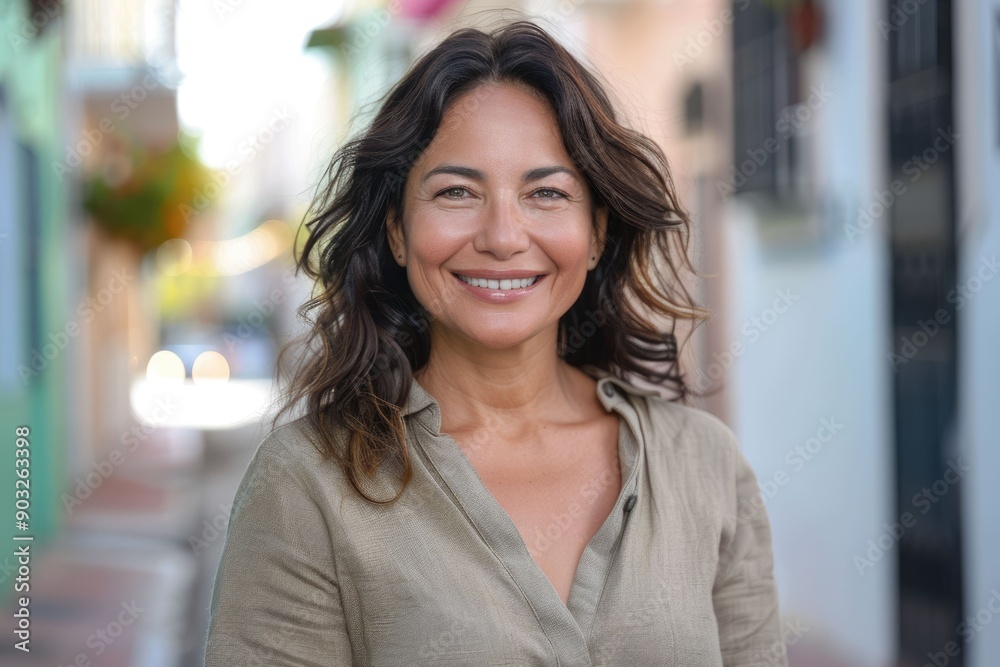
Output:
top-left (957, 2), bottom-right (1000, 667)
top-left (723, 0), bottom-right (895, 664)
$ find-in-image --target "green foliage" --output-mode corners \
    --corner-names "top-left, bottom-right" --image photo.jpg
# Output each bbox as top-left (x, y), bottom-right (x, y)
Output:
top-left (81, 132), bottom-right (213, 253)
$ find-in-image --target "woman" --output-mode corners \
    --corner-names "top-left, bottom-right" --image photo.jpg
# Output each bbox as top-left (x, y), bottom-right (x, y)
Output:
top-left (205, 18), bottom-right (786, 667)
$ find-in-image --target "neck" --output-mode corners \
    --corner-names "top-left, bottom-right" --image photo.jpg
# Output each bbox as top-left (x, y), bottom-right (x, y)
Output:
top-left (412, 329), bottom-right (596, 439)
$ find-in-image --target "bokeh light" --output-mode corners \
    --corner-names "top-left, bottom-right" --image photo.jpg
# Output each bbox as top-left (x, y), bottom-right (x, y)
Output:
top-left (146, 350), bottom-right (186, 382)
top-left (156, 237), bottom-right (194, 275)
top-left (192, 350), bottom-right (231, 384)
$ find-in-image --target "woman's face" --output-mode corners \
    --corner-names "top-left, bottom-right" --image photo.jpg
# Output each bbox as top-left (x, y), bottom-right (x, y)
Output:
top-left (387, 83), bottom-right (607, 353)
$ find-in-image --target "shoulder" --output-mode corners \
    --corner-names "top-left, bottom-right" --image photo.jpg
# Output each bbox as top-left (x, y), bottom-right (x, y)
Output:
top-left (258, 413), bottom-right (328, 457)
top-left (594, 368), bottom-right (742, 467)
top-left (225, 415), bottom-right (356, 551)
top-left (632, 395), bottom-right (764, 531)
top-left (237, 414), bottom-right (349, 494)
top-left (241, 413), bottom-right (406, 506)
top-left (632, 392), bottom-right (743, 478)
top-left (643, 395), bottom-right (738, 448)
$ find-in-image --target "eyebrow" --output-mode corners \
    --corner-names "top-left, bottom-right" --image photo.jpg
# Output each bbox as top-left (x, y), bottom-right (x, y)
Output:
top-left (421, 165), bottom-right (579, 185)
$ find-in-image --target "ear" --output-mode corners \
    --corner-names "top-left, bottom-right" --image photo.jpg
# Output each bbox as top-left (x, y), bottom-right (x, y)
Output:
top-left (386, 206), bottom-right (405, 265)
top-left (590, 203), bottom-right (608, 269)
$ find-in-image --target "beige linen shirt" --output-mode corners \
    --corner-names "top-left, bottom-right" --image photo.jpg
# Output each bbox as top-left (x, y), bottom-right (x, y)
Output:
top-left (205, 366), bottom-right (787, 666)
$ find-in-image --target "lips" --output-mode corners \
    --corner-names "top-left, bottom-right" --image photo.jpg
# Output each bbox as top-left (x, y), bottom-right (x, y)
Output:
top-left (455, 273), bottom-right (540, 290)
top-left (451, 271), bottom-right (546, 302)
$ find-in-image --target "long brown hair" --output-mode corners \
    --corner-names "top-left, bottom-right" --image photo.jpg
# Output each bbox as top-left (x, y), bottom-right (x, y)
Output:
top-left (272, 18), bottom-right (709, 505)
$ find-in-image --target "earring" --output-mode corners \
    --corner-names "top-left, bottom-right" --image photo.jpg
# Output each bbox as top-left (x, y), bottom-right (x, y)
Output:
top-left (398, 255), bottom-right (402, 259)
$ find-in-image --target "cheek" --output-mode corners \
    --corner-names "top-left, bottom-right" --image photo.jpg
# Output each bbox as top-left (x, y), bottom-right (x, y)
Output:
top-left (403, 217), bottom-right (466, 311)
top-left (534, 221), bottom-right (595, 265)
top-left (406, 214), bottom-right (470, 263)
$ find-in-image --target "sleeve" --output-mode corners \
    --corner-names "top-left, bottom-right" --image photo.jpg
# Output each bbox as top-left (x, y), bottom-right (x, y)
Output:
top-left (204, 432), bottom-right (354, 667)
top-left (712, 429), bottom-right (787, 667)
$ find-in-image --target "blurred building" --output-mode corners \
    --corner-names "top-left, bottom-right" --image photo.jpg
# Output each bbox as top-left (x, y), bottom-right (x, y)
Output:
top-left (2, 0), bottom-right (200, 664)
top-left (0, 0), bottom-right (73, 542)
top-left (721, 3), bottom-right (1000, 667)
top-left (65, 0), bottom-right (183, 494)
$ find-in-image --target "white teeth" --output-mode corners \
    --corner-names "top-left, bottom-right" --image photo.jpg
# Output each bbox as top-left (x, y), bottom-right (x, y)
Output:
top-left (458, 274), bottom-right (538, 290)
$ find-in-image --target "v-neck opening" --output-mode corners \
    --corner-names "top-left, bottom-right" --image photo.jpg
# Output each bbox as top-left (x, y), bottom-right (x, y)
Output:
top-left (408, 385), bottom-right (645, 661)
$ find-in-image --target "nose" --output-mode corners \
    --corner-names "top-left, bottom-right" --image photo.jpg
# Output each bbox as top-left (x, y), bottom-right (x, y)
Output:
top-left (473, 194), bottom-right (531, 260)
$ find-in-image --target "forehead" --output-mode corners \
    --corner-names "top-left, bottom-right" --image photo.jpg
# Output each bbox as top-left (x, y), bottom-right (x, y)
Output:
top-left (417, 83), bottom-right (571, 168)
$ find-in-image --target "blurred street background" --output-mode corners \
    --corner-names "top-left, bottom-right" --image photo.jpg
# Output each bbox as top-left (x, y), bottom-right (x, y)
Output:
top-left (1, 0), bottom-right (998, 665)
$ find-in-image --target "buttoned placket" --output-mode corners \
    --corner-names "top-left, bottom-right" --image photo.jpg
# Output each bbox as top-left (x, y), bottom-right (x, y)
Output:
top-left (402, 373), bottom-right (650, 666)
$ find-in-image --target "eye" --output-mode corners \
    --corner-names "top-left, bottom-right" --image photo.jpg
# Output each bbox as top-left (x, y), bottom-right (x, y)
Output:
top-left (532, 188), bottom-right (566, 200)
top-left (438, 187), bottom-right (471, 199)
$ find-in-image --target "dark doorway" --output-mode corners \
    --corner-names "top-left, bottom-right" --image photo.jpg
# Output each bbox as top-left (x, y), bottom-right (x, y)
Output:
top-left (886, 0), bottom-right (964, 664)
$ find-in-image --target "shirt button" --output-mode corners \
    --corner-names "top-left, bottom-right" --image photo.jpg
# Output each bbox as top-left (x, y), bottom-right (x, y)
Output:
top-left (602, 383), bottom-right (615, 397)
top-left (623, 494), bottom-right (637, 512)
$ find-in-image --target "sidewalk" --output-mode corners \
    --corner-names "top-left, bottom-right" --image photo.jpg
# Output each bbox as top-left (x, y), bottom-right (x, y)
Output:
top-left (0, 423), bottom-right (258, 667)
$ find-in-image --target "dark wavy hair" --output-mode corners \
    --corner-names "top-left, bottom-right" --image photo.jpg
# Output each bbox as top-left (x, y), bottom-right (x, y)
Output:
top-left (272, 17), bottom-right (708, 505)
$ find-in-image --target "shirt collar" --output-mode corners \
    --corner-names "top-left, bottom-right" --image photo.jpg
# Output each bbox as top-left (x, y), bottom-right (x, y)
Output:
top-left (402, 364), bottom-right (663, 435)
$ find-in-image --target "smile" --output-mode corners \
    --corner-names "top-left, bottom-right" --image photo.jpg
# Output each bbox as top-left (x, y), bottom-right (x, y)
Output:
top-left (455, 274), bottom-right (540, 290)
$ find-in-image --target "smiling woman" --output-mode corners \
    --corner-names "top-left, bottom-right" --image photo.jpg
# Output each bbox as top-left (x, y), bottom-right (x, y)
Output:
top-left (205, 17), bottom-right (787, 667)
top-left (387, 82), bottom-right (606, 330)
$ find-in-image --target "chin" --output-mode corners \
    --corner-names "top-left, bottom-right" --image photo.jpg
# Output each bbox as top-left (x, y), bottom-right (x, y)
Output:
top-left (457, 324), bottom-right (540, 350)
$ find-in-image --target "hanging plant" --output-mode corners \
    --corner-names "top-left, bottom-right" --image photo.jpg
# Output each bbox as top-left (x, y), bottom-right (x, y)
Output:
top-left (81, 132), bottom-right (213, 254)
